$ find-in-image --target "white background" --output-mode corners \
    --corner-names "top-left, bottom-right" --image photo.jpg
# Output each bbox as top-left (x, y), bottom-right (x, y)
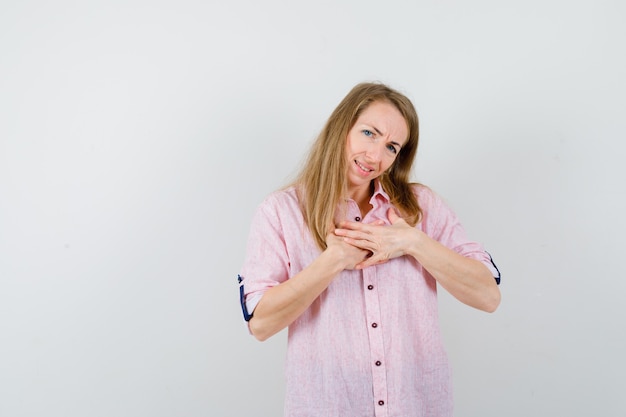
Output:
top-left (1, 1), bottom-right (625, 416)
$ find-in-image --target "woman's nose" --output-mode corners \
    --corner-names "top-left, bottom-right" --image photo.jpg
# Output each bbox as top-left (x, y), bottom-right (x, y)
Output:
top-left (365, 142), bottom-right (384, 161)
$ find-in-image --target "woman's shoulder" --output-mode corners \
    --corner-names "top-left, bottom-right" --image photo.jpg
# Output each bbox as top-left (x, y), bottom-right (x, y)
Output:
top-left (410, 182), bottom-right (438, 204)
top-left (409, 183), bottom-right (454, 217)
top-left (250, 186), bottom-right (305, 231)
top-left (257, 186), bottom-right (300, 211)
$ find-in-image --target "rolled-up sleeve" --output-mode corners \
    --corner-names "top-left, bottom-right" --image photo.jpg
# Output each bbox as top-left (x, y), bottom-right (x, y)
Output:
top-left (418, 186), bottom-right (501, 284)
top-left (238, 195), bottom-right (291, 321)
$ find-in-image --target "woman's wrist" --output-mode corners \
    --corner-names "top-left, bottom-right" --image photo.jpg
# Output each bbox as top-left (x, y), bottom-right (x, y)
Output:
top-left (321, 245), bottom-right (350, 274)
top-left (406, 228), bottom-right (428, 260)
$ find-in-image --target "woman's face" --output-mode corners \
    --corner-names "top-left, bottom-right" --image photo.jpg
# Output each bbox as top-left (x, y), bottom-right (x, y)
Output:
top-left (345, 100), bottom-right (408, 194)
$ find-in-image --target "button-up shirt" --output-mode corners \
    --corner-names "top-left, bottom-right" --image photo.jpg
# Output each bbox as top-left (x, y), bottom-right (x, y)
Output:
top-left (239, 181), bottom-right (499, 417)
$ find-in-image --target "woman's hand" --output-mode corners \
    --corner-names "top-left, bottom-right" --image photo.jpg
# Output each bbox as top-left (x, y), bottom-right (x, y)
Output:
top-left (334, 208), bottom-right (415, 269)
top-left (325, 232), bottom-right (372, 270)
top-left (250, 229), bottom-right (374, 341)
top-left (336, 208), bottom-right (500, 312)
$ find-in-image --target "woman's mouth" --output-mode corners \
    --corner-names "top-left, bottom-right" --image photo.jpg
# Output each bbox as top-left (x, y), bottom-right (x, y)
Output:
top-left (355, 160), bottom-right (374, 174)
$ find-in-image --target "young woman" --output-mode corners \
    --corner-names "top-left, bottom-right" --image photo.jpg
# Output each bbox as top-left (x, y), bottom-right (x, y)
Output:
top-left (238, 82), bottom-right (501, 417)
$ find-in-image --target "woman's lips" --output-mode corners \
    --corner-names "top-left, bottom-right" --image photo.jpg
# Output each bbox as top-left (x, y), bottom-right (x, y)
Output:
top-left (355, 160), bottom-right (374, 174)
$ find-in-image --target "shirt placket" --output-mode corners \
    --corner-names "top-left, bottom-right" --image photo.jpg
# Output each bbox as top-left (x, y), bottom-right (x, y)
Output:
top-left (362, 266), bottom-right (389, 417)
top-left (347, 199), bottom-right (390, 416)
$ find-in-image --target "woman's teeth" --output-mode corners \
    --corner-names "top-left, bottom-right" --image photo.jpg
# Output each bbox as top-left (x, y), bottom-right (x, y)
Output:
top-left (355, 160), bottom-right (373, 172)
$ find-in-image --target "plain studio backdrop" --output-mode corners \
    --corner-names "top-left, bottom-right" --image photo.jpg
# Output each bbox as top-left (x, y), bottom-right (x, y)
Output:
top-left (1, 0), bottom-right (625, 416)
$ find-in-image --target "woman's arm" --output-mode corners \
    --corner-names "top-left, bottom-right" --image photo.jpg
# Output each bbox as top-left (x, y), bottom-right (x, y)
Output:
top-left (334, 208), bottom-right (501, 312)
top-left (403, 229), bottom-right (500, 312)
top-left (249, 234), bottom-right (369, 341)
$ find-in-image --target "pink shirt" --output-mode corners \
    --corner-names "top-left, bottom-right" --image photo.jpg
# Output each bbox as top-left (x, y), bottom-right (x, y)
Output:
top-left (239, 182), bottom-right (498, 417)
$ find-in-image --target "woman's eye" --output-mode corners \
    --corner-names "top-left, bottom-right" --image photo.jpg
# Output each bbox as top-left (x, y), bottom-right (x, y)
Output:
top-left (362, 129), bottom-right (373, 137)
top-left (386, 144), bottom-right (398, 154)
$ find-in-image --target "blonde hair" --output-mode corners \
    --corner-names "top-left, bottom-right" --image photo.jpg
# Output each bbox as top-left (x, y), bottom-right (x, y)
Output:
top-left (294, 82), bottom-right (421, 250)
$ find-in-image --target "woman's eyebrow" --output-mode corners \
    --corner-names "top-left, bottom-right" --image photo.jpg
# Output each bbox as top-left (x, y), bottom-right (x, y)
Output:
top-left (371, 126), bottom-right (384, 136)
top-left (365, 124), bottom-right (403, 147)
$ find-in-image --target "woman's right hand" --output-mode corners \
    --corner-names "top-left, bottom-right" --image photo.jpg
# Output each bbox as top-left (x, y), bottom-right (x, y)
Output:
top-left (250, 233), bottom-right (370, 341)
top-left (325, 232), bottom-right (371, 270)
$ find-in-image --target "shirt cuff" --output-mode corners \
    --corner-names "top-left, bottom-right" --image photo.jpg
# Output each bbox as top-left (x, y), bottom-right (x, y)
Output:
top-left (245, 292), bottom-right (264, 316)
top-left (484, 252), bottom-right (501, 285)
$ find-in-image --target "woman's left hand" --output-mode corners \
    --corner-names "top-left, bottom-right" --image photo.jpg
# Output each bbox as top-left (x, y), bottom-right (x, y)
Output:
top-left (336, 207), bottom-right (501, 312)
top-left (334, 208), bottom-right (416, 269)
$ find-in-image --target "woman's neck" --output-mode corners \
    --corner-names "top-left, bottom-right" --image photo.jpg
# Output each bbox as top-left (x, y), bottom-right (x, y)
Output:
top-left (348, 181), bottom-right (374, 216)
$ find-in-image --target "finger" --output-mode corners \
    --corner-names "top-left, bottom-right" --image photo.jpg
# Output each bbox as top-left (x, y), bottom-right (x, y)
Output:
top-left (341, 236), bottom-right (377, 252)
top-left (356, 257), bottom-right (389, 269)
top-left (338, 221), bottom-right (371, 232)
top-left (333, 227), bottom-right (350, 236)
top-left (334, 228), bottom-right (370, 239)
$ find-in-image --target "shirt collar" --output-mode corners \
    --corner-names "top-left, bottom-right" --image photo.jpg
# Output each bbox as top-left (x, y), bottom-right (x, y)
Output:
top-left (371, 179), bottom-right (390, 204)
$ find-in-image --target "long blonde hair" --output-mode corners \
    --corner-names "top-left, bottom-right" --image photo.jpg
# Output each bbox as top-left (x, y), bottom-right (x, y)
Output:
top-left (295, 82), bottom-right (421, 250)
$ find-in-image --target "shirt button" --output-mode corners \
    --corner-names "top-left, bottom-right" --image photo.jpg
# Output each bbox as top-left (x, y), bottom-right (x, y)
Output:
top-left (355, 216), bottom-right (361, 221)
top-left (367, 285), bottom-right (374, 290)
top-left (371, 323), bottom-right (378, 328)
top-left (375, 361), bottom-right (382, 366)
top-left (378, 400), bottom-right (385, 406)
